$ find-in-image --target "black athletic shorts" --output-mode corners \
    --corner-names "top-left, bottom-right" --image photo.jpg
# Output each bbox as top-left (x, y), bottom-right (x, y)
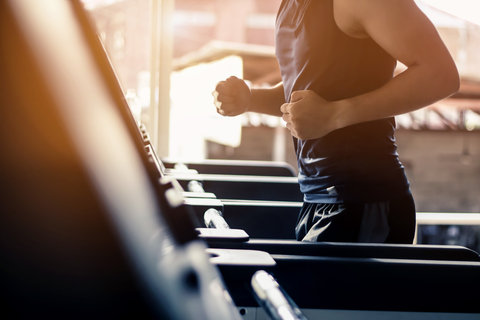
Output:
top-left (295, 192), bottom-right (416, 244)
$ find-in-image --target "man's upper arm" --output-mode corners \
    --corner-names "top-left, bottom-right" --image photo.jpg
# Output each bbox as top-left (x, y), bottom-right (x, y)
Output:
top-left (334, 0), bottom-right (454, 69)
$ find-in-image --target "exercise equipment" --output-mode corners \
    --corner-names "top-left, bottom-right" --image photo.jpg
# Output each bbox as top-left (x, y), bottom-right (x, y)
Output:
top-left (162, 158), bottom-right (297, 177)
top-left (0, 1), bottom-right (273, 318)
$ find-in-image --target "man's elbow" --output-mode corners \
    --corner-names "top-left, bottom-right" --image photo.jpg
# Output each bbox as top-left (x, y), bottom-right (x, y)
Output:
top-left (441, 61), bottom-right (460, 97)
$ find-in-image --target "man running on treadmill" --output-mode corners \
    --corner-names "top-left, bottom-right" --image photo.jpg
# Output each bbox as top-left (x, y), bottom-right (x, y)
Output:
top-left (213, 0), bottom-right (459, 243)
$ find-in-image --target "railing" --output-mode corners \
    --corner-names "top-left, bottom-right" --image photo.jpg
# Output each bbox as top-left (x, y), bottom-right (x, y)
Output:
top-left (416, 212), bottom-right (480, 225)
top-left (414, 212), bottom-right (480, 248)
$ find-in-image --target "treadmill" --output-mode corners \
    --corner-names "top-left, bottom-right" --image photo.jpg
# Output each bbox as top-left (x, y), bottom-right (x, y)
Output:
top-left (0, 1), bottom-right (274, 318)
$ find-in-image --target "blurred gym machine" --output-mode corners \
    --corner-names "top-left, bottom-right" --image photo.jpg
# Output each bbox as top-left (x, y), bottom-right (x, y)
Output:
top-left (139, 127), bottom-right (303, 202)
top-left (162, 158), bottom-right (297, 177)
top-left (143, 135), bottom-right (302, 239)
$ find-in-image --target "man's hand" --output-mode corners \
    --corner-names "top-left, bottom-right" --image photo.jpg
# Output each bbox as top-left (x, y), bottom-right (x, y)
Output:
top-left (213, 76), bottom-right (251, 117)
top-left (280, 90), bottom-right (338, 140)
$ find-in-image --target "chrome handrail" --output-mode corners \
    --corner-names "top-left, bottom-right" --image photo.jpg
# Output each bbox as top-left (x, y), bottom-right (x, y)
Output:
top-left (417, 212), bottom-right (480, 225)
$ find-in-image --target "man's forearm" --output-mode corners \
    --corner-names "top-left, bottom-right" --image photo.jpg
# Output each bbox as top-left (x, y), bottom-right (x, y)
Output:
top-left (248, 83), bottom-right (285, 117)
top-left (333, 62), bottom-right (459, 130)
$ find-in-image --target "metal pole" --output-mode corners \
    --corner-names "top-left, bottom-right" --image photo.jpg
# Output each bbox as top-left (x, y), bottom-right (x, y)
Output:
top-left (149, 0), bottom-right (174, 157)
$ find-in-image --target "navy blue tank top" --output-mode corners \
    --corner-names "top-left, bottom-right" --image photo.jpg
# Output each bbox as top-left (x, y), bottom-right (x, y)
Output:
top-left (275, 0), bottom-right (410, 203)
